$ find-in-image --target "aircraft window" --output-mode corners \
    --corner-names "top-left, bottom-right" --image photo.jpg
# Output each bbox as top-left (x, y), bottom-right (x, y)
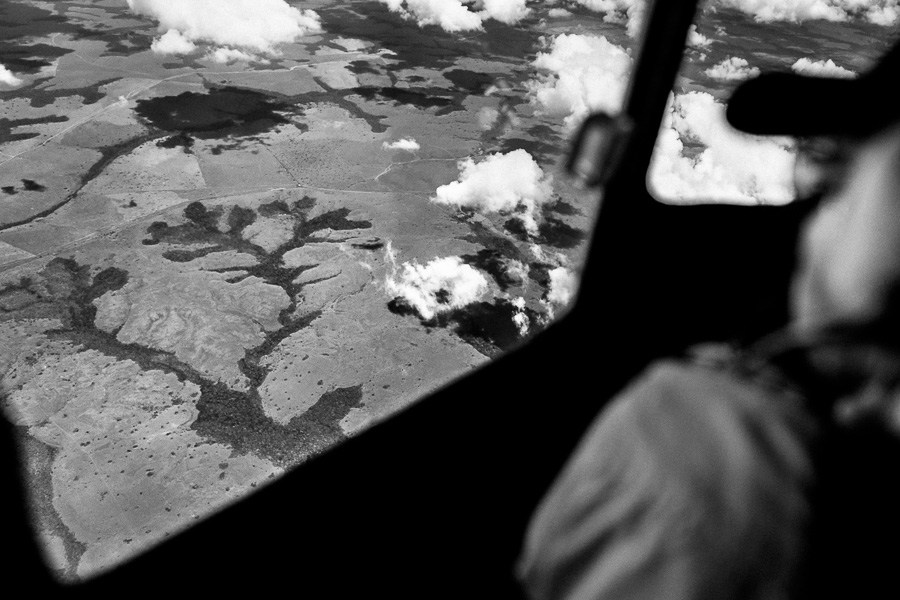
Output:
top-left (646, 1), bottom-right (900, 205)
top-left (0, 0), bottom-right (636, 581)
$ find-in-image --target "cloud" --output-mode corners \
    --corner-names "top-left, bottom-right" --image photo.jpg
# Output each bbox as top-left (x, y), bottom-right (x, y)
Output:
top-left (382, 138), bottom-right (421, 151)
top-left (648, 91), bottom-right (795, 204)
top-left (548, 8), bottom-right (573, 17)
top-left (704, 56), bottom-right (760, 81)
top-left (572, 0), bottom-right (645, 36)
top-left (791, 57), bottom-right (857, 78)
top-left (715, 0), bottom-right (900, 24)
top-left (505, 260), bottom-right (529, 284)
top-left (150, 29), bottom-right (197, 54)
top-left (127, 0), bottom-right (321, 55)
top-left (547, 267), bottom-right (577, 306)
top-left (378, 0), bottom-right (529, 32)
top-left (0, 64), bottom-right (23, 87)
top-left (207, 48), bottom-right (260, 64)
top-left (481, 0), bottom-right (531, 24)
top-left (511, 296), bottom-right (530, 336)
top-left (477, 107), bottom-right (500, 129)
top-left (384, 243), bottom-right (489, 320)
top-left (432, 150), bottom-right (554, 234)
top-left (570, 0), bottom-right (899, 32)
top-left (688, 24), bottom-right (712, 48)
top-left (527, 33), bottom-right (632, 129)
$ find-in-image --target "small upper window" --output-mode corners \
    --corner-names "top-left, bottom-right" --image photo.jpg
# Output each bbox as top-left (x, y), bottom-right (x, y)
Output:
top-left (646, 1), bottom-right (899, 205)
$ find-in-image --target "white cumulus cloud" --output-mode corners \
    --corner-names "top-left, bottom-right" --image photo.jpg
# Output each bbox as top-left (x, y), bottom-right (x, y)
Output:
top-left (384, 243), bottom-right (489, 320)
top-left (0, 64), bottom-right (23, 87)
top-left (511, 296), bottom-right (530, 336)
top-left (648, 91), bottom-right (795, 204)
top-left (527, 33), bottom-right (632, 129)
top-left (481, 0), bottom-right (531, 23)
top-left (716, 0), bottom-right (900, 24)
top-left (127, 0), bottom-right (321, 56)
top-left (704, 56), bottom-right (761, 81)
top-left (382, 138), bottom-right (421, 151)
top-left (207, 47), bottom-right (259, 64)
top-left (379, 0), bottom-right (530, 32)
top-left (432, 150), bottom-right (554, 235)
top-left (573, 0), bottom-right (900, 32)
top-left (791, 57), bottom-right (857, 78)
top-left (150, 28), bottom-right (197, 54)
top-left (573, 0), bottom-right (645, 37)
top-left (688, 24), bottom-right (712, 48)
top-left (547, 267), bottom-right (578, 306)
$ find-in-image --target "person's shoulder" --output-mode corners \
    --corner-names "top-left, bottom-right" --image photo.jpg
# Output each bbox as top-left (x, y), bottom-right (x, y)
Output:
top-left (589, 346), bottom-right (818, 472)
top-left (621, 343), bottom-right (807, 419)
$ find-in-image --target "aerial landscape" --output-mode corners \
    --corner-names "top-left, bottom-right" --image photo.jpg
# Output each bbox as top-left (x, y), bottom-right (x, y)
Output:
top-left (1, 0), bottom-right (897, 581)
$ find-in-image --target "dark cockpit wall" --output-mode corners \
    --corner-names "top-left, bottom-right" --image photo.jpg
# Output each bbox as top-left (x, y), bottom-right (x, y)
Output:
top-left (0, 0), bottom-right (842, 596)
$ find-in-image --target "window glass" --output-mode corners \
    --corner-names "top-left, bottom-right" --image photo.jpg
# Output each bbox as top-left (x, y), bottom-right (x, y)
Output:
top-left (2, 0), bottom-right (896, 582)
top-left (0, 0), bottom-right (631, 580)
top-left (647, 1), bottom-right (900, 205)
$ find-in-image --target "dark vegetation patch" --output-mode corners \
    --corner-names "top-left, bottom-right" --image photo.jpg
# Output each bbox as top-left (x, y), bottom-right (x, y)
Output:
top-left (528, 262), bottom-right (552, 287)
top-left (537, 216), bottom-right (587, 249)
top-left (1, 186), bottom-right (16, 195)
top-left (73, 28), bottom-right (153, 56)
top-left (0, 259), bottom-right (128, 327)
top-left (143, 206), bottom-right (237, 250)
top-left (156, 132), bottom-right (194, 153)
top-left (387, 297), bottom-right (419, 317)
top-left (144, 196), bottom-right (372, 390)
top-left (435, 299), bottom-right (532, 356)
top-left (192, 380), bottom-right (362, 465)
top-left (0, 41), bottom-right (69, 75)
top-left (0, 131), bottom-right (163, 232)
top-left (389, 298), bottom-right (539, 357)
top-left (21, 179), bottom-right (45, 192)
top-left (0, 1), bottom-right (81, 73)
top-left (497, 136), bottom-right (559, 163)
top-left (503, 217), bottom-right (529, 239)
top-left (354, 86), bottom-right (457, 111)
top-left (545, 198), bottom-right (582, 216)
top-left (161, 247), bottom-right (221, 263)
top-left (257, 199), bottom-right (293, 217)
top-left (4, 252), bottom-right (363, 467)
top-left (133, 87), bottom-right (296, 141)
top-left (301, 207), bottom-right (372, 240)
top-left (350, 238), bottom-right (384, 251)
top-left (503, 216), bottom-right (587, 249)
top-left (26, 78), bottom-right (119, 109)
top-left (81, 133), bottom-right (161, 188)
top-left (319, 2), bottom-right (542, 68)
top-left (227, 205), bottom-right (256, 233)
top-left (443, 69), bottom-right (496, 94)
top-left (461, 249), bottom-right (518, 291)
top-left (0, 116), bottom-right (69, 143)
top-left (481, 18), bottom-right (542, 61)
top-left (318, 2), bottom-right (478, 69)
top-left (0, 276), bottom-right (40, 313)
top-left (348, 60), bottom-right (381, 75)
top-left (15, 433), bottom-right (86, 581)
top-left (458, 219), bottom-right (522, 261)
top-left (1, 131), bottom-right (38, 144)
top-left (296, 80), bottom-right (388, 133)
top-left (183, 201), bottom-right (222, 231)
